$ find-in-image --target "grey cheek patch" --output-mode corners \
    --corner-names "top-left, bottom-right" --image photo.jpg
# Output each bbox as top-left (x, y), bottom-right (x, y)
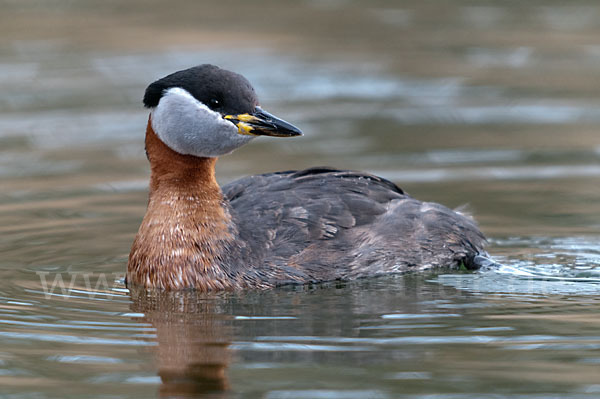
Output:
top-left (151, 87), bottom-right (255, 157)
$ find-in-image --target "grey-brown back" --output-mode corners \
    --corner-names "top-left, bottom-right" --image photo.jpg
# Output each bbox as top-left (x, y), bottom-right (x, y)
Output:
top-left (222, 167), bottom-right (487, 285)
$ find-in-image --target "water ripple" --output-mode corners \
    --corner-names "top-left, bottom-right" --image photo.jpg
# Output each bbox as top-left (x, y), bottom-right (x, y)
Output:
top-left (0, 331), bottom-right (156, 346)
top-left (266, 390), bottom-right (389, 399)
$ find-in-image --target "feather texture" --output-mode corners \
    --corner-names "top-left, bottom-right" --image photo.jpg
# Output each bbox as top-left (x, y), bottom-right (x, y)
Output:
top-left (127, 123), bottom-right (487, 290)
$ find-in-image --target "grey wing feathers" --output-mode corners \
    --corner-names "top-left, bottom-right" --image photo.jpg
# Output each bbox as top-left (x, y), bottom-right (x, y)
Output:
top-left (223, 166), bottom-right (406, 233)
top-left (223, 166), bottom-right (404, 201)
top-left (223, 167), bottom-right (405, 257)
top-left (222, 166), bottom-right (487, 278)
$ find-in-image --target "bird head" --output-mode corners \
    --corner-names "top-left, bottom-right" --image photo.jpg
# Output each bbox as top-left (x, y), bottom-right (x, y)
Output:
top-left (143, 64), bottom-right (302, 158)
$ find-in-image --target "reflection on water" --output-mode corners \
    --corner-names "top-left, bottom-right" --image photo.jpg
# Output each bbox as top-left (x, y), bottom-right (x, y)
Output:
top-left (1, 0), bottom-right (600, 398)
top-left (129, 289), bottom-right (232, 397)
top-left (5, 272), bottom-right (599, 398)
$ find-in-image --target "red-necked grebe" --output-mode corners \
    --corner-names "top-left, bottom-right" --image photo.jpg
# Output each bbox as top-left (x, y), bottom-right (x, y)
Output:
top-left (127, 64), bottom-right (488, 290)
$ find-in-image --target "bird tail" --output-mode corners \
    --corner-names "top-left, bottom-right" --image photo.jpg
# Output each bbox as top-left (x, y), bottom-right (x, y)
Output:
top-left (466, 253), bottom-right (502, 271)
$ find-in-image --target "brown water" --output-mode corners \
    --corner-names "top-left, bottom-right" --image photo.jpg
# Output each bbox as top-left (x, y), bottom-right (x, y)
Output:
top-left (1, 1), bottom-right (600, 398)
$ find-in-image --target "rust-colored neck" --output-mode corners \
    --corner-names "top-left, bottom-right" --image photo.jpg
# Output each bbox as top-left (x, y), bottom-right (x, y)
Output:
top-left (127, 119), bottom-right (239, 290)
top-left (145, 118), bottom-right (219, 198)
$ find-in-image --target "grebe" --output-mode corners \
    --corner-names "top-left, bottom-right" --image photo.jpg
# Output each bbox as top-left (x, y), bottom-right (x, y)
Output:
top-left (127, 64), bottom-right (488, 290)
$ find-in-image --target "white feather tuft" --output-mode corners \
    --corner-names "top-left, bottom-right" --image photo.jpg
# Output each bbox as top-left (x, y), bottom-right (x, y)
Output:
top-left (150, 87), bottom-right (254, 157)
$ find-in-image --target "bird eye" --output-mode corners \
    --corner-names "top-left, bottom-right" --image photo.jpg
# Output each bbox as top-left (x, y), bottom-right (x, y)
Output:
top-left (209, 98), bottom-right (221, 108)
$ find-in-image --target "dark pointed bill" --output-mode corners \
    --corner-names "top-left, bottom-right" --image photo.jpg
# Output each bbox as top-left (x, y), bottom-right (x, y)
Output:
top-left (224, 107), bottom-right (302, 137)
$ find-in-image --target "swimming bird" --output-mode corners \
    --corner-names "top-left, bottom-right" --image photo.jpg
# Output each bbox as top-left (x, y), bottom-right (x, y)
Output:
top-left (127, 64), bottom-right (488, 290)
